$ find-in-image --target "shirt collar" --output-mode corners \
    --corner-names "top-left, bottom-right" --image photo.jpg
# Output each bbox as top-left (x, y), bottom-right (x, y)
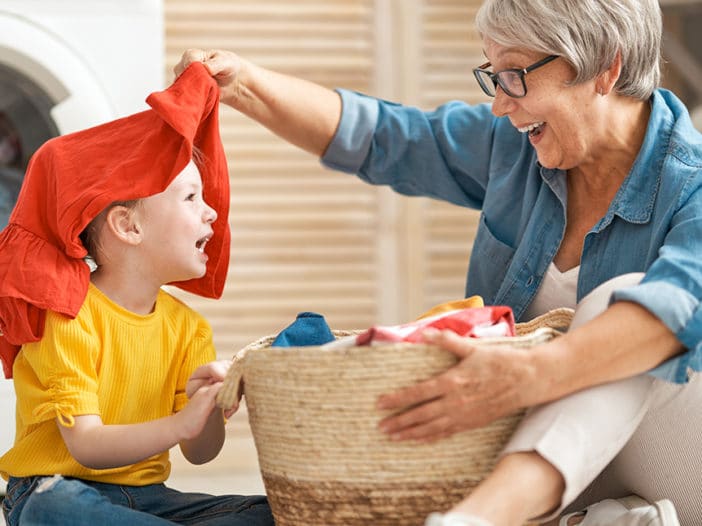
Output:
top-left (539, 89), bottom-right (676, 227)
top-left (609, 90), bottom-right (672, 225)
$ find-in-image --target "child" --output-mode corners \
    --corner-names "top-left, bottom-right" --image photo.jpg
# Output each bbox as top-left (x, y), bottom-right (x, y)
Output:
top-left (0, 64), bottom-right (274, 525)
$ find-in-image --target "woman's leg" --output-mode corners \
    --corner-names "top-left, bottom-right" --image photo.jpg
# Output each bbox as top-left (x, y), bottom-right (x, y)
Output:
top-left (444, 372), bottom-right (655, 525)
top-left (438, 274), bottom-right (654, 525)
top-left (449, 451), bottom-right (567, 524)
top-left (499, 373), bottom-right (655, 522)
top-left (565, 371), bottom-right (702, 525)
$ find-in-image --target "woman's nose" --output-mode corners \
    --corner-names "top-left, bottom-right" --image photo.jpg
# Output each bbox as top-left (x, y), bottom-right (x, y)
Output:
top-left (491, 87), bottom-right (517, 117)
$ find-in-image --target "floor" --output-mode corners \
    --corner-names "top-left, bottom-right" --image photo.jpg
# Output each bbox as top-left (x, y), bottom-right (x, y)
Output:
top-left (0, 409), bottom-right (264, 526)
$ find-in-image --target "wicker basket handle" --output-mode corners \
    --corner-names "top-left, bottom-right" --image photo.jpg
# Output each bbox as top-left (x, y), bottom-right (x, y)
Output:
top-left (216, 349), bottom-right (248, 410)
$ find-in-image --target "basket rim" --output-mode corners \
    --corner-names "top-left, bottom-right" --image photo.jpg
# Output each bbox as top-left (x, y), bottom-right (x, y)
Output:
top-left (240, 327), bottom-right (562, 356)
top-left (237, 307), bottom-right (574, 355)
top-left (216, 307), bottom-right (574, 410)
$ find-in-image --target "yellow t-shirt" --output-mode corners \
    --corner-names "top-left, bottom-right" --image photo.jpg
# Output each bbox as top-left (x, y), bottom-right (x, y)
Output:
top-left (0, 283), bottom-right (215, 485)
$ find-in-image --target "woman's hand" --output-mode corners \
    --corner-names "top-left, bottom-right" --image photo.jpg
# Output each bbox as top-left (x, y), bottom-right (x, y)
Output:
top-left (175, 49), bottom-right (243, 106)
top-left (174, 47), bottom-right (342, 156)
top-left (376, 329), bottom-right (540, 443)
top-left (377, 301), bottom-right (685, 443)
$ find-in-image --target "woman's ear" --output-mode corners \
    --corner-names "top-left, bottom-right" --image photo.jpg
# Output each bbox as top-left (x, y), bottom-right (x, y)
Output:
top-left (596, 50), bottom-right (622, 96)
top-left (104, 205), bottom-right (142, 245)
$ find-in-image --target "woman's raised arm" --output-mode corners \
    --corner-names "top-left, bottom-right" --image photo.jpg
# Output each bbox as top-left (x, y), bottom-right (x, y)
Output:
top-left (175, 49), bottom-right (342, 157)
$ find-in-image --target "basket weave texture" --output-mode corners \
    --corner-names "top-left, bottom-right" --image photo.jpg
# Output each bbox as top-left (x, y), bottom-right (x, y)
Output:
top-left (217, 308), bottom-right (573, 526)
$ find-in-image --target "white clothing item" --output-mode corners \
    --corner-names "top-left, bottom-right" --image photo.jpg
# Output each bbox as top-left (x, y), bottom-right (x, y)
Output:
top-left (424, 512), bottom-right (494, 526)
top-left (559, 496), bottom-right (680, 526)
top-left (503, 273), bottom-right (700, 524)
top-left (522, 262), bottom-right (579, 321)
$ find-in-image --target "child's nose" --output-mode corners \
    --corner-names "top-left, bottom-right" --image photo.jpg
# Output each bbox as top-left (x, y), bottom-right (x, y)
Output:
top-left (204, 203), bottom-right (217, 223)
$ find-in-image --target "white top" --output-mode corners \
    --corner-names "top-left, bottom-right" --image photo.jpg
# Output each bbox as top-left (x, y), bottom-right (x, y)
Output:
top-left (522, 262), bottom-right (580, 321)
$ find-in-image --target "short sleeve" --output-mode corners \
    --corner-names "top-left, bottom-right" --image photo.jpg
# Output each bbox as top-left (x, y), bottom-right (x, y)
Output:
top-left (173, 314), bottom-right (216, 412)
top-left (13, 309), bottom-right (101, 428)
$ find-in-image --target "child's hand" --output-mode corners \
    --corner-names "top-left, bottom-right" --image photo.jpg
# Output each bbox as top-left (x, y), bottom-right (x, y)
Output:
top-left (186, 360), bottom-right (231, 398)
top-left (221, 379), bottom-right (244, 419)
top-left (175, 381), bottom-right (223, 441)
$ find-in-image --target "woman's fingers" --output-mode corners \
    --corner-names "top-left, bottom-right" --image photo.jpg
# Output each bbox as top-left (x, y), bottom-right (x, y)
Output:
top-left (174, 49), bottom-right (240, 83)
top-left (387, 413), bottom-right (456, 443)
top-left (377, 374), bottom-right (445, 411)
top-left (376, 332), bottom-right (476, 412)
top-left (174, 48), bottom-right (210, 76)
top-left (377, 342), bottom-right (531, 441)
top-left (422, 329), bottom-right (478, 359)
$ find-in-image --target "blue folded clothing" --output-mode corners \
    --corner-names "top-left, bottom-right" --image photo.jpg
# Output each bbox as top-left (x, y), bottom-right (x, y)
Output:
top-left (271, 312), bottom-right (335, 347)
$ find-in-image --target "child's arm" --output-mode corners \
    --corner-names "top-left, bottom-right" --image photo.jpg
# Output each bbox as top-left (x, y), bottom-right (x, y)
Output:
top-left (178, 360), bottom-right (235, 464)
top-left (58, 380), bottom-right (223, 470)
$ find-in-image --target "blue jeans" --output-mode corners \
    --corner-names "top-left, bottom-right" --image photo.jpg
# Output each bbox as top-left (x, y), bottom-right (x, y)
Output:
top-left (2, 476), bottom-right (274, 525)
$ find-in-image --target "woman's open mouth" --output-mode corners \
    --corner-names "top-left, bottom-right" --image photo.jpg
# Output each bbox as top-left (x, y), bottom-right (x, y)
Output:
top-left (518, 121), bottom-right (546, 138)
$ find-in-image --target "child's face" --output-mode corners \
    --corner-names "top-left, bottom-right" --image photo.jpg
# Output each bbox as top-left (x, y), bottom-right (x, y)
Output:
top-left (138, 160), bottom-right (217, 283)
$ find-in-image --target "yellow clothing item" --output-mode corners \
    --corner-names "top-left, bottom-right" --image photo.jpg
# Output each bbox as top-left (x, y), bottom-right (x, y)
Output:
top-left (416, 296), bottom-right (484, 320)
top-left (0, 283), bottom-right (215, 485)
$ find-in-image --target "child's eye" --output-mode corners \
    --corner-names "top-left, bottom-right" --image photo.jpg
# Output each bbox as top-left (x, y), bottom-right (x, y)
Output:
top-left (186, 193), bottom-right (196, 201)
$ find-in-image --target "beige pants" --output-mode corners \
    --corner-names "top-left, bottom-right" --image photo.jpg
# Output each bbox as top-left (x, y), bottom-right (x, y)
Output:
top-left (503, 274), bottom-right (702, 525)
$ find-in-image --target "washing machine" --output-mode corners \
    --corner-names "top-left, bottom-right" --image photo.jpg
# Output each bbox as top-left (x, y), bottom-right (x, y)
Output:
top-left (0, 0), bottom-right (164, 493)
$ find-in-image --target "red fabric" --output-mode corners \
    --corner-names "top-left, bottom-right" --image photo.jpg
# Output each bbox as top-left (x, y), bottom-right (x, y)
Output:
top-left (355, 306), bottom-right (515, 345)
top-left (0, 63), bottom-right (230, 378)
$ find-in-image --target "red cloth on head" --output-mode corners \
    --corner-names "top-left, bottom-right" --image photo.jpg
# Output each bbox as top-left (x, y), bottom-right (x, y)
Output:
top-left (0, 63), bottom-right (230, 378)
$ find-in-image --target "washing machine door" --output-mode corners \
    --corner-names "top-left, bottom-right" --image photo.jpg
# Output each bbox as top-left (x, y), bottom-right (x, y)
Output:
top-left (0, 10), bottom-right (115, 229)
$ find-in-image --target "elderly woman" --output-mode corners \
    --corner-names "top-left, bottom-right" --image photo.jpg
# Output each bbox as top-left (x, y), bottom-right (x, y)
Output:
top-left (176, 0), bottom-right (702, 524)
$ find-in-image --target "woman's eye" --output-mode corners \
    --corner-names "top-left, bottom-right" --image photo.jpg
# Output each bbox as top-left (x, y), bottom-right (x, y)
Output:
top-left (186, 193), bottom-right (196, 201)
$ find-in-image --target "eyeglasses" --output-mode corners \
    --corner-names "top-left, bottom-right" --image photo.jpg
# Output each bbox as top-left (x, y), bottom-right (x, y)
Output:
top-left (473, 55), bottom-right (558, 98)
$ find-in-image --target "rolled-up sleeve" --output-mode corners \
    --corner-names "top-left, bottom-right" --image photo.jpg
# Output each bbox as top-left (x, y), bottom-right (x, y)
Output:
top-left (322, 89), bottom-right (520, 209)
top-left (612, 172), bottom-right (702, 383)
top-left (322, 89), bottom-right (379, 174)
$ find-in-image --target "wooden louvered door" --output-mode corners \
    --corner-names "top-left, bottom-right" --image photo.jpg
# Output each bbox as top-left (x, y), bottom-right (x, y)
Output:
top-left (164, 0), bottom-right (488, 493)
top-left (164, 0), bottom-right (486, 359)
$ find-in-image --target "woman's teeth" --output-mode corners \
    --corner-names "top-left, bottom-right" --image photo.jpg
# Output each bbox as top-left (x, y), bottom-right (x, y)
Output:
top-left (518, 122), bottom-right (545, 134)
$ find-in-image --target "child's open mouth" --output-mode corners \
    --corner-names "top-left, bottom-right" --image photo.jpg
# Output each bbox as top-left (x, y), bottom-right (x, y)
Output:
top-left (196, 235), bottom-right (211, 253)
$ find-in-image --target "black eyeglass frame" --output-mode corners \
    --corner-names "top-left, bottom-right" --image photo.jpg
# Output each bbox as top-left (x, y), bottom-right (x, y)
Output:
top-left (473, 55), bottom-right (559, 98)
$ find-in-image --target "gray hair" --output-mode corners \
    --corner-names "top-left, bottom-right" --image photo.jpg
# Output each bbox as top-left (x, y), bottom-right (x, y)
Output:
top-left (475, 0), bottom-right (662, 100)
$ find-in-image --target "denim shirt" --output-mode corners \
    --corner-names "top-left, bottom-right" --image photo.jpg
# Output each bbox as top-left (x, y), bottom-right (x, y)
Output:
top-left (322, 88), bottom-right (702, 383)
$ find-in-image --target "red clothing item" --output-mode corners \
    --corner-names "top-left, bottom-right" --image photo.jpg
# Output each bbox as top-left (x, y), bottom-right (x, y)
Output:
top-left (355, 306), bottom-right (516, 345)
top-left (0, 63), bottom-right (230, 378)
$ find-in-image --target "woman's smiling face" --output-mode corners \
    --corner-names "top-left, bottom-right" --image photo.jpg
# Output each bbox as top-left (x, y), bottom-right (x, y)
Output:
top-left (483, 38), bottom-right (601, 171)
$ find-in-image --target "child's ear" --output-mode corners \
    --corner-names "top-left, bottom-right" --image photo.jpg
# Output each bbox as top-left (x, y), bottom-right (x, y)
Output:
top-left (105, 205), bottom-right (142, 245)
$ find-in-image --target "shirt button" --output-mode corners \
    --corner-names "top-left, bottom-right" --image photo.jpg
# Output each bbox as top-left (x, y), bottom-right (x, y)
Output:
top-left (526, 276), bottom-right (535, 286)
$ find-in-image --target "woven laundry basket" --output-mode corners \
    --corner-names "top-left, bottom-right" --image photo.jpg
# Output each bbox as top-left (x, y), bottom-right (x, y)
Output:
top-left (217, 308), bottom-right (573, 526)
